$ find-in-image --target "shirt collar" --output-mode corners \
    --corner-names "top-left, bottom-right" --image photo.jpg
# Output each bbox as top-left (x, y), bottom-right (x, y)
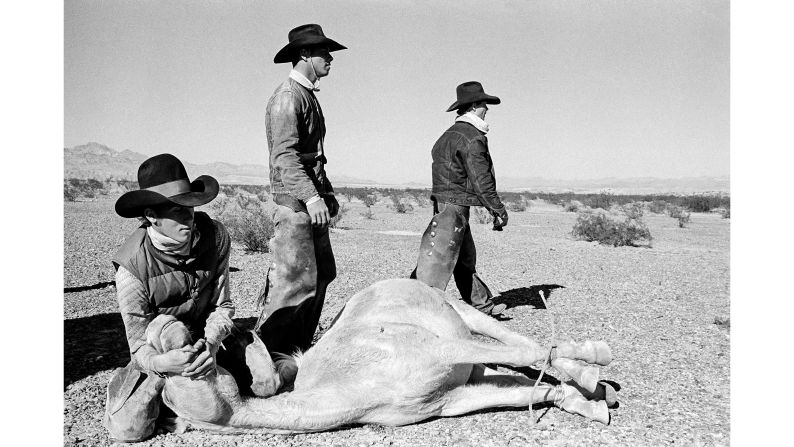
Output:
top-left (289, 69), bottom-right (320, 92)
top-left (455, 112), bottom-right (490, 134)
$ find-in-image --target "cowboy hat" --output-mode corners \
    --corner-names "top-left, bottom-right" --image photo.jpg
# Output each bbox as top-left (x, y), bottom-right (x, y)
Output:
top-left (446, 81), bottom-right (501, 112)
top-left (114, 153), bottom-right (219, 218)
top-left (273, 24), bottom-right (347, 64)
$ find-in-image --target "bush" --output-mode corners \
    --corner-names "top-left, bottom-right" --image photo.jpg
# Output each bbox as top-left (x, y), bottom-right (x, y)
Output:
top-left (668, 205), bottom-right (691, 228)
top-left (389, 194), bottom-right (413, 214)
top-left (571, 210), bottom-right (652, 247)
top-left (473, 207), bottom-right (492, 224)
top-left (648, 200), bottom-right (668, 214)
top-left (219, 195), bottom-right (274, 252)
top-left (622, 202), bottom-right (645, 220)
top-left (562, 200), bottom-right (583, 213)
top-left (63, 178), bottom-right (108, 201)
top-left (361, 207), bottom-right (375, 220)
top-left (220, 185), bottom-right (237, 197)
top-left (583, 191), bottom-right (614, 210)
top-left (330, 203), bottom-right (348, 228)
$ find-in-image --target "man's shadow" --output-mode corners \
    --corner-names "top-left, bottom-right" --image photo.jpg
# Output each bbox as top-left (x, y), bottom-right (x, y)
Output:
top-left (494, 284), bottom-right (566, 312)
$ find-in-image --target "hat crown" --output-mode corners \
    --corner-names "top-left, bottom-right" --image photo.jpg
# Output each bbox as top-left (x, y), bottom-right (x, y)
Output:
top-left (137, 154), bottom-right (189, 189)
top-left (288, 24), bottom-right (326, 44)
top-left (456, 81), bottom-right (486, 99)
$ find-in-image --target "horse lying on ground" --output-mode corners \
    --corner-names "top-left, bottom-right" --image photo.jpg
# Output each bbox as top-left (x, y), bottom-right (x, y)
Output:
top-left (147, 278), bottom-right (618, 434)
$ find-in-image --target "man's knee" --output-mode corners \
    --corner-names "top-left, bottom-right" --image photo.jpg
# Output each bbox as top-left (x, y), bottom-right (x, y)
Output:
top-left (104, 364), bottom-right (164, 442)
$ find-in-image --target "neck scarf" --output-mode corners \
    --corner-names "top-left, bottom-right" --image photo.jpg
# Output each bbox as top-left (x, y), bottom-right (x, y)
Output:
top-left (147, 225), bottom-right (198, 257)
top-left (455, 112), bottom-right (490, 134)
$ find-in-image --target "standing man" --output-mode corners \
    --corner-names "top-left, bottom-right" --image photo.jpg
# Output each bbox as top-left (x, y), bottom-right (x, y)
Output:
top-left (255, 24), bottom-right (346, 387)
top-left (411, 81), bottom-right (509, 317)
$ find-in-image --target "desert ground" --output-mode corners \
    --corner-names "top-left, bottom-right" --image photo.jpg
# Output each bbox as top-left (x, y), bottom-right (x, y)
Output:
top-left (64, 195), bottom-right (729, 446)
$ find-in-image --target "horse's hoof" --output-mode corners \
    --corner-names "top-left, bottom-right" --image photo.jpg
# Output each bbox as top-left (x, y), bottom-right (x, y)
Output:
top-left (552, 358), bottom-right (599, 393)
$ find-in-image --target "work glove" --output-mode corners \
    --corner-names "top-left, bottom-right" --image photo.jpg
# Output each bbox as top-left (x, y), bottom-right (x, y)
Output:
top-left (492, 207), bottom-right (508, 231)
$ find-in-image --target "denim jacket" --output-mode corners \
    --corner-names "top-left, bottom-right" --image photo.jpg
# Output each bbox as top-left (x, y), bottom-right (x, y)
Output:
top-left (266, 77), bottom-right (334, 201)
top-left (430, 121), bottom-right (505, 212)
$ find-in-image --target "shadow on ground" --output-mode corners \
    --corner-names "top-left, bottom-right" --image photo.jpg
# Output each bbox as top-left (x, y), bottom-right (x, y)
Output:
top-left (495, 285), bottom-right (566, 310)
top-left (64, 314), bottom-right (260, 389)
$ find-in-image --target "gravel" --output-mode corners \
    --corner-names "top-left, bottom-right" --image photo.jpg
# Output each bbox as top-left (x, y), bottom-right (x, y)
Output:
top-left (64, 198), bottom-right (729, 446)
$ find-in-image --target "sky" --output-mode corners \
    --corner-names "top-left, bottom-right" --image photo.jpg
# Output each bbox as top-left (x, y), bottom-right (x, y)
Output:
top-left (64, 0), bottom-right (729, 184)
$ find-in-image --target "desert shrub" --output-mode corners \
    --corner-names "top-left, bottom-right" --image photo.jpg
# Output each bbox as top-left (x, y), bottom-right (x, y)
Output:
top-left (562, 200), bottom-right (584, 213)
top-left (680, 194), bottom-right (724, 213)
top-left (648, 200), bottom-right (668, 214)
top-left (506, 196), bottom-right (530, 212)
top-left (220, 195), bottom-right (274, 252)
top-left (361, 207), bottom-right (375, 220)
top-left (720, 206), bottom-right (730, 219)
top-left (389, 194), bottom-right (413, 214)
top-left (583, 191), bottom-right (614, 210)
top-left (220, 185), bottom-right (237, 197)
top-left (713, 316), bottom-right (730, 330)
top-left (668, 205), bottom-right (691, 228)
top-left (407, 189), bottom-right (430, 207)
top-left (210, 195), bottom-right (232, 216)
top-left (361, 193), bottom-right (377, 208)
top-left (236, 184), bottom-right (268, 196)
top-left (571, 210), bottom-right (652, 247)
top-left (473, 207), bottom-right (492, 224)
top-left (622, 202), bottom-right (645, 220)
top-left (64, 180), bottom-right (79, 201)
top-left (64, 178), bottom-right (108, 200)
top-left (330, 203), bottom-right (348, 228)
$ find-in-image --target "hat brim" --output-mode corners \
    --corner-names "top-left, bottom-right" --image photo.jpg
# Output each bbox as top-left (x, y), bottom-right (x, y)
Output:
top-left (446, 94), bottom-right (501, 112)
top-left (273, 37), bottom-right (347, 64)
top-left (114, 175), bottom-right (219, 218)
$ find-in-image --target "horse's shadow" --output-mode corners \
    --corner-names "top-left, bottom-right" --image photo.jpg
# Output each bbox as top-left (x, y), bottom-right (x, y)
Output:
top-left (494, 284), bottom-right (566, 311)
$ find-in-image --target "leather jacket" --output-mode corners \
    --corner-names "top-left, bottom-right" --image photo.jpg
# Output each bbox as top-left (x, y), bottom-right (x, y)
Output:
top-left (430, 121), bottom-right (505, 212)
top-left (266, 78), bottom-right (334, 202)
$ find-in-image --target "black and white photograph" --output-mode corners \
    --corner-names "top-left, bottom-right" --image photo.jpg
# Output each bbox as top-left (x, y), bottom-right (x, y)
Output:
top-left (36, 0), bottom-right (771, 444)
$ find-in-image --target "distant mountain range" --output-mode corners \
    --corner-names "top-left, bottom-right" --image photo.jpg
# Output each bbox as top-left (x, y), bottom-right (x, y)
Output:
top-left (64, 143), bottom-right (729, 194)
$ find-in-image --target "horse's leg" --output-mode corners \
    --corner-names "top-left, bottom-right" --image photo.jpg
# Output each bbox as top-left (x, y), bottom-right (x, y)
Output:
top-left (468, 365), bottom-right (617, 407)
top-left (445, 297), bottom-right (612, 393)
top-left (439, 380), bottom-right (609, 424)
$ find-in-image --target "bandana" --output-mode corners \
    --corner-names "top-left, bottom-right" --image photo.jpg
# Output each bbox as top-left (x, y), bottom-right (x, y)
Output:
top-left (147, 225), bottom-right (199, 257)
top-left (455, 112), bottom-right (490, 134)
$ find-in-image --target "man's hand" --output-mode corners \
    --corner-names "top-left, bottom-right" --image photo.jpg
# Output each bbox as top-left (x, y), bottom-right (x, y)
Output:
top-left (307, 199), bottom-right (330, 227)
top-left (181, 339), bottom-right (219, 380)
top-left (152, 345), bottom-right (200, 375)
top-left (492, 208), bottom-right (509, 230)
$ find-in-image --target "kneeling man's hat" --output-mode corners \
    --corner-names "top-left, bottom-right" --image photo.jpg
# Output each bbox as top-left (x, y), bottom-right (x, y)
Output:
top-left (446, 81), bottom-right (501, 112)
top-left (273, 24), bottom-right (347, 64)
top-left (114, 153), bottom-right (219, 218)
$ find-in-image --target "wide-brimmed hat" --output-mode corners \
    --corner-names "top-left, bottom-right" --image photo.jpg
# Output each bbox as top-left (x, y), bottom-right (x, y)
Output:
top-left (114, 153), bottom-right (219, 218)
top-left (273, 24), bottom-right (347, 64)
top-left (446, 81), bottom-right (501, 112)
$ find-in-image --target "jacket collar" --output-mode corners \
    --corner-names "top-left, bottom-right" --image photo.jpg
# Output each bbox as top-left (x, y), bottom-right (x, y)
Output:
top-left (455, 112), bottom-right (489, 134)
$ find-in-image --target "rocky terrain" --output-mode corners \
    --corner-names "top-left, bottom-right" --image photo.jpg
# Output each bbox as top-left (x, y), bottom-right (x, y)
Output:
top-left (64, 196), bottom-right (729, 446)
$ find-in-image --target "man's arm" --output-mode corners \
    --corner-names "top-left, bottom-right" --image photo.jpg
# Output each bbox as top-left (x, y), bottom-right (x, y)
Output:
top-left (462, 138), bottom-right (506, 213)
top-left (201, 221), bottom-right (236, 347)
top-left (115, 267), bottom-right (160, 373)
top-left (267, 90), bottom-right (321, 202)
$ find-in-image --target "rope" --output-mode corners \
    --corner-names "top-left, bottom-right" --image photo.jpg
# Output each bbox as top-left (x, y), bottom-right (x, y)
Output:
top-left (529, 289), bottom-right (556, 425)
